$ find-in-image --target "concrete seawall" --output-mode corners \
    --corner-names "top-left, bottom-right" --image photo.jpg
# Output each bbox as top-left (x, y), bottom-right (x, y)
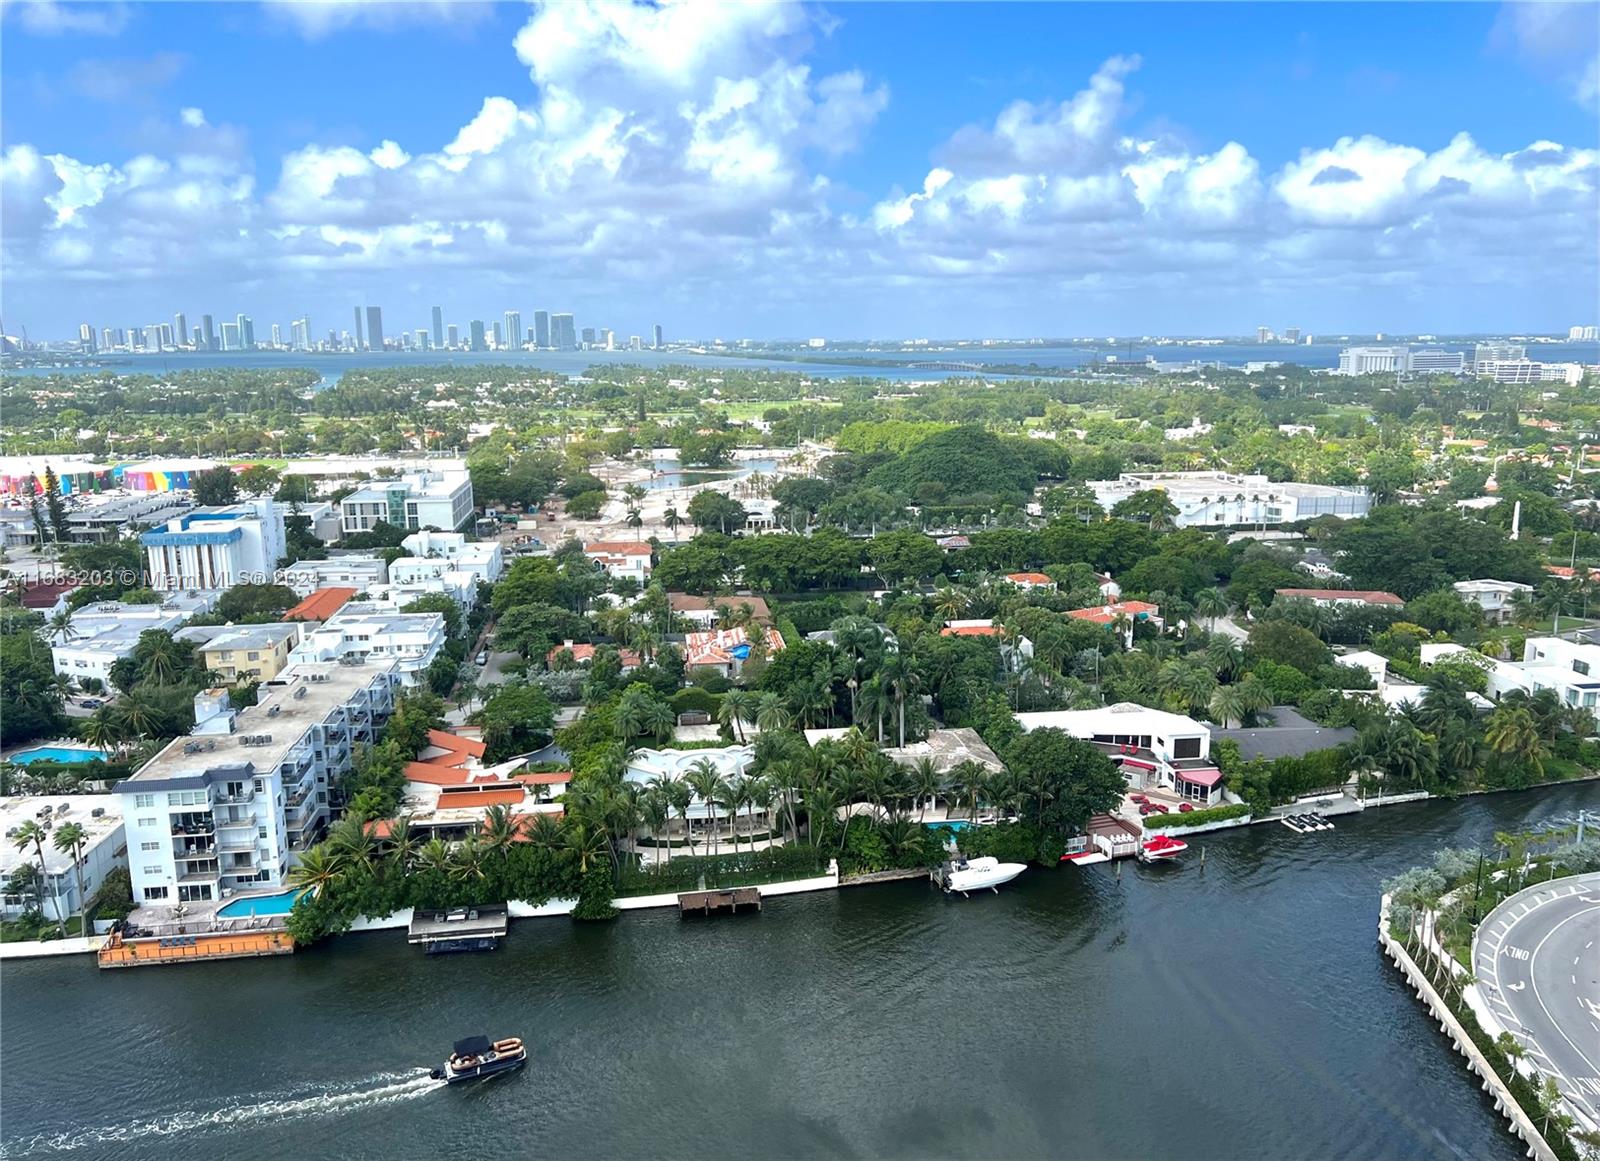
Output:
top-left (1377, 892), bottom-right (1559, 1161)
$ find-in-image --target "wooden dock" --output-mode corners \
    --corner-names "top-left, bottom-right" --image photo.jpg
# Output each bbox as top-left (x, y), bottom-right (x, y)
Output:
top-left (97, 929), bottom-right (294, 968)
top-left (678, 887), bottom-right (762, 917)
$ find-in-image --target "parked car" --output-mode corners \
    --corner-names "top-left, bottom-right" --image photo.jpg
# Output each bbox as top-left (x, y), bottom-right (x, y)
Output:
top-left (1178, 802), bottom-right (1194, 813)
top-left (475, 649), bottom-right (490, 666)
top-left (81, 698), bottom-right (104, 709)
top-left (1147, 803), bottom-right (1170, 815)
top-left (1129, 793), bottom-right (1148, 804)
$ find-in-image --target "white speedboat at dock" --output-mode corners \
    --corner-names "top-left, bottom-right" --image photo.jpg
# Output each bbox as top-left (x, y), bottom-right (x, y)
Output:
top-left (933, 855), bottom-right (1027, 896)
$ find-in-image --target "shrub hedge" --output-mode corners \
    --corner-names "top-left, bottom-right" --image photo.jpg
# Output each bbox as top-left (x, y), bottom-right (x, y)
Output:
top-left (1143, 803), bottom-right (1251, 829)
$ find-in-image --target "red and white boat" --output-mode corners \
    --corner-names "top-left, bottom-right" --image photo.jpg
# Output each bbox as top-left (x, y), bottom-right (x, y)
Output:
top-left (1138, 834), bottom-right (1188, 862)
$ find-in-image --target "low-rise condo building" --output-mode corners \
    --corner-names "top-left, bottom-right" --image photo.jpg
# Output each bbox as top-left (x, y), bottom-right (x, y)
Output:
top-left (0, 793), bottom-right (127, 923)
top-left (194, 623), bottom-right (302, 684)
top-left (114, 660), bottom-right (400, 905)
top-left (141, 499), bottom-right (287, 592)
top-left (339, 464), bottom-right (474, 534)
top-left (1086, 471), bottom-right (1370, 528)
top-left (50, 597), bottom-right (210, 688)
top-left (285, 605), bottom-right (446, 686)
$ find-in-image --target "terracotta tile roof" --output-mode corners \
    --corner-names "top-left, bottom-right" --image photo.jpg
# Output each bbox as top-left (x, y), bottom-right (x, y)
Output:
top-left (584, 541), bottom-right (652, 556)
top-left (425, 728), bottom-right (486, 758)
top-left (1067, 600), bottom-right (1161, 625)
top-left (436, 787), bottom-right (527, 811)
top-left (546, 642), bottom-right (642, 667)
top-left (940, 624), bottom-right (1003, 637)
top-left (683, 625), bottom-right (784, 667)
top-left (404, 761), bottom-right (473, 785)
top-left (1005, 572), bottom-right (1055, 585)
top-left (19, 579), bottom-right (80, 608)
top-left (1275, 588), bottom-right (1405, 606)
top-left (282, 587), bottom-right (358, 622)
top-left (667, 593), bottom-right (772, 621)
top-left (514, 771), bottom-right (571, 785)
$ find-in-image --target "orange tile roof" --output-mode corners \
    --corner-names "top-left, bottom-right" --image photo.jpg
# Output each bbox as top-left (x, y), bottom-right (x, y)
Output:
top-left (282, 586), bottom-right (358, 622)
top-left (425, 728), bottom-right (486, 758)
top-left (1067, 600), bottom-right (1161, 625)
top-left (584, 541), bottom-right (652, 555)
top-left (436, 787), bottom-right (527, 810)
top-left (404, 761), bottom-right (473, 785)
top-left (1006, 572), bottom-right (1054, 585)
top-left (515, 771), bottom-right (572, 785)
top-left (940, 625), bottom-right (1003, 637)
top-left (546, 642), bottom-right (642, 667)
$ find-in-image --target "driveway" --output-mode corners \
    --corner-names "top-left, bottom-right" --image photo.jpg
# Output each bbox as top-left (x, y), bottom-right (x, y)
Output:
top-left (1472, 872), bottom-right (1600, 1131)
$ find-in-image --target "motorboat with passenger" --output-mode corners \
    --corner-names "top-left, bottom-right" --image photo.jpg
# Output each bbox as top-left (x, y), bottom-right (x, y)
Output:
top-left (430, 1035), bottom-right (527, 1084)
top-left (933, 855), bottom-right (1027, 896)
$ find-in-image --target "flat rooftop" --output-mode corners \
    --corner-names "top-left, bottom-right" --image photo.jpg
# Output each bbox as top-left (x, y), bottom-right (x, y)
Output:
top-left (0, 793), bottom-right (124, 878)
top-left (120, 659), bottom-right (397, 788)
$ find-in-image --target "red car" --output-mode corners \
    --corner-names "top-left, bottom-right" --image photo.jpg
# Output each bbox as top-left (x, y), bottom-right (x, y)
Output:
top-left (1178, 803), bottom-right (1194, 813)
top-left (1147, 803), bottom-right (1170, 815)
top-left (1130, 793), bottom-right (1148, 804)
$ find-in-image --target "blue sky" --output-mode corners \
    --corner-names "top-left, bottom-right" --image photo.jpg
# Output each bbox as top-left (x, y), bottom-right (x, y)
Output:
top-left (2, 0), bottom-right (1596, 341)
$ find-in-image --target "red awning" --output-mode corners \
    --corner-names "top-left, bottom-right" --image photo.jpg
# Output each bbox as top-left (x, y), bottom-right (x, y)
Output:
top-left (1175, 767), bottom-right (1223, 787)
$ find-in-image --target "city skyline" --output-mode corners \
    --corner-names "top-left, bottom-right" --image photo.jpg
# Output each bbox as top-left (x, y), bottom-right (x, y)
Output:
top-left (2, 2), bottom-right (1596, 337)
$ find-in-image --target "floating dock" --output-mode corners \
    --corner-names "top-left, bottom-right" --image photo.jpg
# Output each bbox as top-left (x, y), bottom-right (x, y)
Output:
top-left (408, 904), bottom-right (509, 953)
top-left (678, 887), bottom-right (762, 917)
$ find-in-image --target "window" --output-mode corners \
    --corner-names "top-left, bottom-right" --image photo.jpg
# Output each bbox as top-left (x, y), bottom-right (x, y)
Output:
top-left (253, 778), bottom-right (264, 792)
top-left (136, 817), bottom-right (156, 828)
top-left (140, 841), bottom-right (159, 852)
top-left (258, 826), bottom-right (268, 839)
top-left (1172, 737), bottom-right (1203, 760)
top-left (134, 793), bottom-right (155, 808)
top-left (1575, 660), bottom-right (1591, 676)
top-left (142, 865), bottom-right (162, 876)
top-left (167, 790), bottom-right (206, 807)
top-left (142, 886), bottom-right (169, 901)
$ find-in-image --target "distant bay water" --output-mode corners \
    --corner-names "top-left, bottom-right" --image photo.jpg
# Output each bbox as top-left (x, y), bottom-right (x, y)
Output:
top-left (7, 340), bottom-right (1597, 389)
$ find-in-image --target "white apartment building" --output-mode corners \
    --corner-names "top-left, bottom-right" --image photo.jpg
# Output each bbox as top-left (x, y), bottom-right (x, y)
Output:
top-left (285, 606), bottom-right (446, 686)
top-left (384, 530), bottom-right (505, 607)
top-left (1476, 359), bottom-right (1585, 386)
top-left (339, 465), bottom-right (474, 535)
top-left (0, 794), bottom-right (127, 923)
top-left (1452, 579), bottom-right (1533, 625)
top-left (141, 499), bottom-right (287, 592)
top-left (114, 661), bottom-right (400, 904)
top-left (50, 598), bottom-right (207, 688)
top-left (1085, 471), bottom-right (1371, 527)
top-left (1015, 703), bottom-right (1224, 805)
top-left (1334, 346), bottom-right (1466, 376)
top-left (281, 554), bottom-right (389, 596)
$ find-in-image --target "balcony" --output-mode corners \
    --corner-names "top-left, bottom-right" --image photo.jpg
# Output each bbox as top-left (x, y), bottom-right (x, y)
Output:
top-left (169, 817), bottom-right (214, 838)
top-left (173, 837), bottom-right (216, 857)
top-left (216, 813), bottom-right (257, 830)
top-left (177, 868), bottom-right (220, 884)
top-left (217, 834), bottom-right (257, 853)
top-left (213, 787), bottom-right (255, 806)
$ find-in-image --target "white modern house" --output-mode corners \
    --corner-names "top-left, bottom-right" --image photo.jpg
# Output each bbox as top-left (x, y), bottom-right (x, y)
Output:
top-left (623, 745), bottom-right (760, 849)
top-left (339, 464), bottom-right (474, 534)
top-left (0, 793), bottom-right (127, 923)
top-left (114, 661), bottom-right (400, 904)
top-left (1086, 471), bottom-right (1371, 528)
top-left (141, 499), bottom-right (287, 592)
top-left (384, 530), bottom-right (505, 607)
top-left (1452, 579), bottom-right (1533, 625)
top-left (1015, 703), bottom-right (1224, 805)
top-left (1482, 637), bottom-right (1600, 709)
top-left (285, 606), bottom-right (446, 686)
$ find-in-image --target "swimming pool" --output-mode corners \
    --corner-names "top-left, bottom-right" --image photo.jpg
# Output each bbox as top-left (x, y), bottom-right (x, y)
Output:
top-left (7, 746), bottom-right (110, 765)
top-left (217, 889), bottom-right (304, 918)
top-left (924, 820), bottom-right (971, 832)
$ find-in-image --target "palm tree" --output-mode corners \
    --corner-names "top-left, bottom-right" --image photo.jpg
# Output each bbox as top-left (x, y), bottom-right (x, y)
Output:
top-left (719, 689), bottom-right (752, 744)
top-left (754, 692), bottom-right (791, 734)
top-left (12, 821), bottom-right (67, 937)
top-left (1193, 587), bottom-right (1228, 633)
top-left (52, 822), bottom-right (92, 935)
top-left (952, 760), bottom-right (988, 823)
top-left (561, 822), bottom-right (609, 874)
top-left (1209, 684), bottom-right (1249, 729)
top-left (385, 818), bottom-right (419, 872)
top-left (115, 695), bottom-right (158, 740)
top-left (1204, 637), bottom-right (1244, 682)
top-left (1234, 675), bottom-right (1273, 723)
top-left (714, 777), bottom-right (746, 854)
top-left (139, 635), bottom-right (183, 685)
top-left (286, 845), bottom-right (345, 899)
top-left (662, 507), bottom-right (683, 541)
top-left (416, 837), bottom-right (454, 876)
top-left (639, 790), bottom-right (670, 864)
top-left (79, 707), bottom-right (126, 754)
top-left (685, 759), bottom-right (724, 854)
top-left (481, 804), bottom-right (522, 857)
top-left (47, 608), bottom-right (81, 646)
top-left (665, 779), bottom-right (695, 857)
top-left (626, 507), bottom-right (644, 540)
top-left (909, 756), bottom-right (942, 822)
top-left (1484, 705), bottom-right (1545, 776)
top-left (879, 651), bottom-right (921, 748)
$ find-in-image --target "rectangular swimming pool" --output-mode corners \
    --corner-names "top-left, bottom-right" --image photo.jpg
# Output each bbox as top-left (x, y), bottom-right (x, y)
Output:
top-left (217, 890), bottom-right (303, 918)
top-left (924, 820), bottom-right (971, 832)
top-left (7, 746), bottom-right (110, 765)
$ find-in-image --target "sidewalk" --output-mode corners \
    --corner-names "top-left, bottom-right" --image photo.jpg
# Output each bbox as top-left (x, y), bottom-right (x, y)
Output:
top-left (0, 934), bottom-right (104, 960)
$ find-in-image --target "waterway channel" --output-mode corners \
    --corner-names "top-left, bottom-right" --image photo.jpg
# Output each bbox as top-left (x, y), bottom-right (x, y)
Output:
top-left (2, 783), bottom-right (1596, 1160)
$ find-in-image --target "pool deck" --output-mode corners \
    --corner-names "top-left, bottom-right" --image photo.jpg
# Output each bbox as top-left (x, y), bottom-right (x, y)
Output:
top-left (1, 739), bottom-right (111, 764)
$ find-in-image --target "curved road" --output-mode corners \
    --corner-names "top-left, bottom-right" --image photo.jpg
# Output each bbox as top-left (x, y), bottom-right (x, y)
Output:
top-left (1473, 872), bottom-right (1600, 1132)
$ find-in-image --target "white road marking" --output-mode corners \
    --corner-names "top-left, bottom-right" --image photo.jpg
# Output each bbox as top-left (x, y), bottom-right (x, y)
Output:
top-left (1504, 945), bottom-right (1531, 960)
top-left (1529, 906), bottom-right (1600, 1080)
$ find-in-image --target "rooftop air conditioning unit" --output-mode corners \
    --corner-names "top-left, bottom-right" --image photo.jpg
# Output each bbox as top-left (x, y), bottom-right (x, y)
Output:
top-left (91, 807), bottom-right (106, 818)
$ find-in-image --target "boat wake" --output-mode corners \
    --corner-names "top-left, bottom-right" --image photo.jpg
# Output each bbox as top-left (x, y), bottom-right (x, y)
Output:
top-left (1, 1069), bottom-right (446, 1156)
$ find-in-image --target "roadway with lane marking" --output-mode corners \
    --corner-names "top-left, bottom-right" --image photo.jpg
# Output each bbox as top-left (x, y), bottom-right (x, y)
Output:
top-left (1473, 872), bottom-right (1600, 1132)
